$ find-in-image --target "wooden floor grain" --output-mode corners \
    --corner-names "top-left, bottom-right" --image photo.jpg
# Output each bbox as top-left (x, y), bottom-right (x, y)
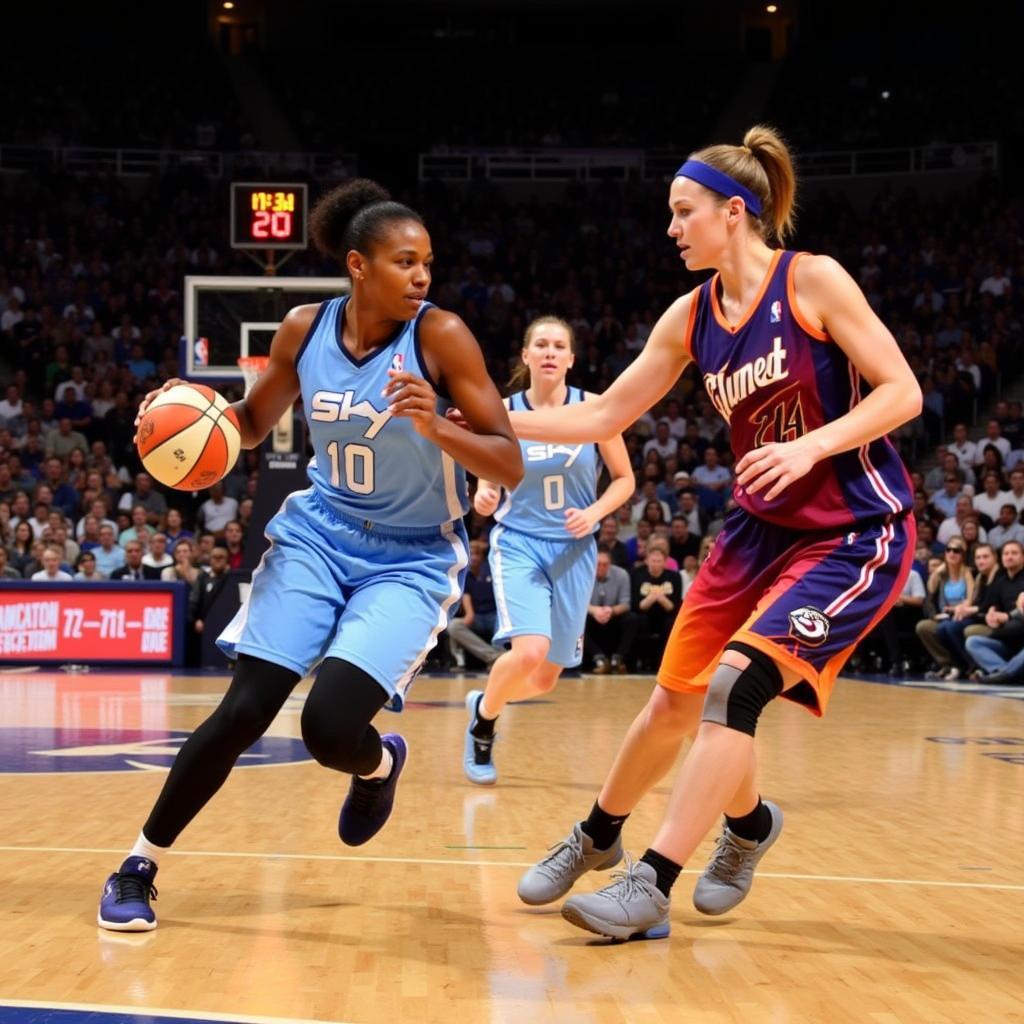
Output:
top-left (0, 670), bottom-right (1021, 1024)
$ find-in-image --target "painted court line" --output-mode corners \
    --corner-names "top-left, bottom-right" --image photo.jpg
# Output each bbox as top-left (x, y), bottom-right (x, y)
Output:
top-left (0, 844), bottom-right (1022, 894)
top-left (0, 998), bottom-right (352, 1024)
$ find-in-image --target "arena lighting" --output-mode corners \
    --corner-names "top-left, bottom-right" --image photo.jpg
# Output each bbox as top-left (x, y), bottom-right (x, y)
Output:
top-left (766, 4), bottom-right (778, 11)
top-left (223, 1), bottom-right (235, 8)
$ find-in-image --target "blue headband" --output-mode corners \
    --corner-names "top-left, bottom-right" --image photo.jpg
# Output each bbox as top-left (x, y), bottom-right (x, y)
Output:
top-left (675, 159), bottom-right (763, 217)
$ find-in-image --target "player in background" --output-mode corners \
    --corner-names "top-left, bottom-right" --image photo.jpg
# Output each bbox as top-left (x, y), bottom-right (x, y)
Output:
top-left (463, 316), bottom-right (634, 784)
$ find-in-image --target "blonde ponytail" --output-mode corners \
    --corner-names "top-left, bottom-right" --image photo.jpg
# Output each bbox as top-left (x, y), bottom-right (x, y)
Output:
top-left (690, 124), bottom-right (797, 243)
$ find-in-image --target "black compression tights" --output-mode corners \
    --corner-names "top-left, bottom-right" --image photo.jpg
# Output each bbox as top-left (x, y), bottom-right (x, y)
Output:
top-left (144, 654), bottom-right (389, 847)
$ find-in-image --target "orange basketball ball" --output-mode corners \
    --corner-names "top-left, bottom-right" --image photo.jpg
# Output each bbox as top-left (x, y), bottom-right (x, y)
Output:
top-left (136, 383), bottom-right (241, 491)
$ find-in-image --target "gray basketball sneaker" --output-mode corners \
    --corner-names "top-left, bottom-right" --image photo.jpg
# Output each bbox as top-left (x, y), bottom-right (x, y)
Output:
top-left (517, 822), bottom-right (623, 906)
top-left (561, 857), bottom-right (671, 941)
top-left (692, 801), bottom-right (784, 915)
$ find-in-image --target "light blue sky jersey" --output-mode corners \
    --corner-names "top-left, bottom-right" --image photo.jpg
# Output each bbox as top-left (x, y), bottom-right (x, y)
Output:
top-left (495, 388), bottom-right (600, 539)
top-left (297, 297), bottom-right (468, 529)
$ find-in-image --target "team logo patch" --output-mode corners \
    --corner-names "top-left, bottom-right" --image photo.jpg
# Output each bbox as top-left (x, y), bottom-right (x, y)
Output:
top-left (770, 300), bottom-right (782, 323)
top-left (0, 728), bottom-right (312, 774)
top-left (787, 606), bottom-right (831, 647)
top-left (391, 352), bottom-right (405, 372)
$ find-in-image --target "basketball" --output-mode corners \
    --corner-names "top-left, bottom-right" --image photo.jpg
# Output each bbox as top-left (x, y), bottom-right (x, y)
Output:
top-left (136, 383), bottom-right (242, 490)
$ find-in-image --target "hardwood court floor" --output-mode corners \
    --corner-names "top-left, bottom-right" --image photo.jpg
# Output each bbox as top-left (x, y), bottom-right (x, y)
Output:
top-left (0, 668), bottom-right (1022, 1024)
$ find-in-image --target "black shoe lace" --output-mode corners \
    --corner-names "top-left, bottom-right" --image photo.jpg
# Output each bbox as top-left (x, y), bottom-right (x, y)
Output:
top-left (115, 872), bottom-right (157, 905)
top-left (472, 734), bottom-right (494, 766)
top-left (348, 776), bottom-right (384, 815)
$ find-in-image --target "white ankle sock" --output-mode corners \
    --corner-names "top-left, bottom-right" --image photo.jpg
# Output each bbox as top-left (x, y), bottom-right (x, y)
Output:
top-left (360, 745), bottom-right (393, 781)
top-left (129, 831), bottom-right (169, 866)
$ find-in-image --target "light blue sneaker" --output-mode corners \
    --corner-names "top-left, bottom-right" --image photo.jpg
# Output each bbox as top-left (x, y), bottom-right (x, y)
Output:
top-left (463, 689), bottom-right (497, 785)
top-left (97, 856), bottom-right (158, 932)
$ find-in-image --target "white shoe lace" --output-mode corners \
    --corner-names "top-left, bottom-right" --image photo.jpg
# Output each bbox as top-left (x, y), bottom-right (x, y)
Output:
top-left (706, 830), bottom-right (748, 882)
top-left (538, 828), bottom-right (586, 881)
top-left (596, 854), bottom-right (658, 904)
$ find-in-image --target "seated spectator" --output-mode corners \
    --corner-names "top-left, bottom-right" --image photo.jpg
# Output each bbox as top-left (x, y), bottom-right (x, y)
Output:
top-left (1007, 468), bottom-right (1024, 514)
top-left (164, 508), bottom-right (194, 553)
top-left (40, 457), bottom-right (79, 519)
top-left (948, 423), bottom-right (976, 472)
top-left (77, 498), bottom-right (117, 542)
top-left (938, 495), bottom-right (988, 544)
top-left (93, 524), bottom-right (126, 577)
top-left (74, 550), bottom-right (106, 581)
top-left (642, 420), bottom-right (677, 461)
top-left (692, 447), bottom-right (732, 513)
top-left (668, 514), bottom-right (700, 565)
top-left (630, 547), bottom-right (682, 670)
top-left (198, 482), bottom-right (239, 536)
top-left (194, 531), bottom-right (216, 567)
top-left (119, 505), bottom-right (150, 545)
top-left (0, 546), bottom-right (21, 579)
top-left (162, 538), bottom-right (201, 585)
top-left (143, 533), bottom-right (174, 575)
top-left (916, 537), bottom-right (974, 679)
top-left (54, 383), bottom-right (92, 433)
top-left (624, 519), bottom-right (653, 567)
top-left (446, 540), bottom-right (503, 669)
top-left (930, 471), bottom-right (965, 520)
top-left (117, 473), bottom-right (168, 525)
top-left (111, 540), bottom-right (156, 581)
top-left (27, 501), bottom-right (51, 541)
top-left (973, 420), bottom-right (1011, 466)
top-left (44, 418), bottom-right (88, 460)
top-left (643, 535), bottom-right (674, 569)
top-left (960, 517), bottom-right (984, 562)
top-left (965, 541), bottom-right (1024, 683)
top-left (31, 545), bottom-right (73, 582)
top-left (190, 545), bottom-right (231, 643)
top-left (972, 471), bottom-right (1011, 525)
top-left (585, 547), bottom-right (639, 674)
top-left (223, 521), bottom-right (245, 570)
top-left (597, 515), bottom-right (629, 570)
top-left (7, 521), bottom-right (35, 576)
top-left (989, 504), bottom-right (1024, 552)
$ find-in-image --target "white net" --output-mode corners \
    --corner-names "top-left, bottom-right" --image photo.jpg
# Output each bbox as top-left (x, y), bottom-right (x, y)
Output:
top-left (237, 356), bottom-right (269, 397)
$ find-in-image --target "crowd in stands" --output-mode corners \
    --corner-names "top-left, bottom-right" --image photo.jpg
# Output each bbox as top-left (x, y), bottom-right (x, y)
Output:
top-left (2, 161), bottom-right (1023, 674)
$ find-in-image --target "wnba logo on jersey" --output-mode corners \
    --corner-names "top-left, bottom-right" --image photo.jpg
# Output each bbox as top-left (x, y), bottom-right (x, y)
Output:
top-left (788, 606), bottom-right (831, 647)
top-left (770, 300), bottom-right (782, 323)
top-left (391, 353), bottom-right (404, 372)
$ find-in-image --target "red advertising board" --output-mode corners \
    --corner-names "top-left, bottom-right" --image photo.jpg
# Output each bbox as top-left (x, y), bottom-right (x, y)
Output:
top-left (0, 585), bottom-right (185, 663)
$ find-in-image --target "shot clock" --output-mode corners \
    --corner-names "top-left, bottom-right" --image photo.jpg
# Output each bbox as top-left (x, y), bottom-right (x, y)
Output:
top-left (230, 182), bottom-right (309, 251)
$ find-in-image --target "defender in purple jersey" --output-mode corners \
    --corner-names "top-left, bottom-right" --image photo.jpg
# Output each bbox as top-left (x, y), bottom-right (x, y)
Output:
top-left (503, 125), bottom-right (922, 941)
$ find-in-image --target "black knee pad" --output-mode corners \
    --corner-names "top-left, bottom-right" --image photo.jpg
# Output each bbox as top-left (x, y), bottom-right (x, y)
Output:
top-left (701, 642), bottom-right (784, 737)
top-left (301, 658), bottom-right (389, 774)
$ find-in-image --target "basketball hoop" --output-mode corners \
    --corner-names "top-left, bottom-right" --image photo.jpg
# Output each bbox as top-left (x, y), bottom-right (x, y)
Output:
top-left (237, 355), bottom-right (269, 398)
top-left (237, 355), bottom-right (294, 453)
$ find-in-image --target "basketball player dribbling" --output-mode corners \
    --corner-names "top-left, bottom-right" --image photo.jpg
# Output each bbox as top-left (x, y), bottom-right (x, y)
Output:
top-left (508, 126), bottom-right (920, 940)
top-left (97, 179), bottom-right (523, 931)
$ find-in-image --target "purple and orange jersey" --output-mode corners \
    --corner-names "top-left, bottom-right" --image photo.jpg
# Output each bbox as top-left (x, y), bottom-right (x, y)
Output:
top-left (664, 250), bottom-right (916, 714)
top-left (684, 249), bottom-right (913, 530)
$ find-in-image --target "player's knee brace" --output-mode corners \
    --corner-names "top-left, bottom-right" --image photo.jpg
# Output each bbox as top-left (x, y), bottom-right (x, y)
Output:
top-left (701, 642), bottom-right (783, 737)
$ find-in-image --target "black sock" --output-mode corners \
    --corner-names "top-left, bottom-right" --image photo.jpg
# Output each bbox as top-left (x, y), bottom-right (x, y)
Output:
top-left (580, 801), bottom-right (628, 851)
top-left (640, 848), bottom-right (682, 897)
top-left (470, 693), bottom-right (497, 739)
top-left (725, 799), bottom-right (773, 843)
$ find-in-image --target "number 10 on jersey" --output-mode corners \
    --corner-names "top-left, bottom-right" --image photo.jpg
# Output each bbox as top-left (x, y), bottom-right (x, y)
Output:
top-left (327, 441), bottom-right (375, 495)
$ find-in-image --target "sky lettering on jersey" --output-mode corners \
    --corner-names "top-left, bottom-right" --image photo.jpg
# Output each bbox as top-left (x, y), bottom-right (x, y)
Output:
top-left (310, 390), bottom-right (391, 439)
top-left (524, 443), bottom-right (585, 466)
top-left (703, 337), bottom-right (789, 421)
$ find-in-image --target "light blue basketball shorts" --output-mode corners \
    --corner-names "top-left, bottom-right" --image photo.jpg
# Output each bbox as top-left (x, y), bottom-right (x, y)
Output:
top-left (218, 487), bottom-right (469, 710)
top-left (488, 523), bottom-right (597, 667)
